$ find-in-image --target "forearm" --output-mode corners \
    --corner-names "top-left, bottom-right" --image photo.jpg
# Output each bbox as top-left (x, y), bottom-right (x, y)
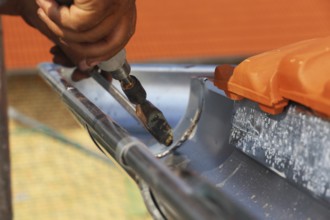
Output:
top-left (0, 0), bottom-right (137, 70)
top-left (0, 0), bottom-right (59, 46)
top-left (0, 0), bottom-right (21, 15)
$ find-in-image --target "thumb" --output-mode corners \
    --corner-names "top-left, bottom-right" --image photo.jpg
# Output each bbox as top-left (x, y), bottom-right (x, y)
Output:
top-left (50, 45), bottom-right (75, 67)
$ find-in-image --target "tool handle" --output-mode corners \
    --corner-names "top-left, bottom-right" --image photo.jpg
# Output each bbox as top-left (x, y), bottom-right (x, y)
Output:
top-left (98, 49), bottom-right (127, 72)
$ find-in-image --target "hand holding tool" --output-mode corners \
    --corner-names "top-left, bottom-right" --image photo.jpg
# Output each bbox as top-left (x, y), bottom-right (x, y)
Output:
top-left (55, 0), bottom-right (173, 146)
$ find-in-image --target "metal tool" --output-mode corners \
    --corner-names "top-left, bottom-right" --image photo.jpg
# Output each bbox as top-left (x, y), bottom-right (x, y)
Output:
top-left (95, 50), bottom-right (173, 146)
top-left (55, 0), bottom-right (173, 146)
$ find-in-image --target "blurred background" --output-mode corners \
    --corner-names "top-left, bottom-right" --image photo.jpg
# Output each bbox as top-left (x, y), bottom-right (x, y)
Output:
top-left (2, 0), bottom-right (330, 219)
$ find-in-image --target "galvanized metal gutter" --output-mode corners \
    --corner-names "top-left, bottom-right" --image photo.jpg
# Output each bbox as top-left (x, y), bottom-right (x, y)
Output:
top-left (39, 63), bottom-right (330, 219)
top-left (38, 63), bottom-right (251, 219)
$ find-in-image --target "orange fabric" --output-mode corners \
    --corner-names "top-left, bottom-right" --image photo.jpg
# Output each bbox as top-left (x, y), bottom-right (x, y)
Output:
top-left (214, 37), bottom-right (330, 117)
top-left (2, 0), bottom-right (330, 70)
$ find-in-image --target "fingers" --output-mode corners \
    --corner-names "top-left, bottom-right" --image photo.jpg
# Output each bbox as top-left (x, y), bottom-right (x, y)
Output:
top-left (37, 7), bottom-right (122, 43)
top-left (36, 0), bottom-right (109, 31)
top-left (60, 5), bottom-right (137, 63)
top-left (36, 0), bottom-right (137, 70)
top-left (50, 45), bottom-right (91, 81)
top-left (71, 68), bottom-right (91, 82)
top-left (51, 44), bottom-right (91, 71)
top-left (50, 45), bottom-right (75, 67)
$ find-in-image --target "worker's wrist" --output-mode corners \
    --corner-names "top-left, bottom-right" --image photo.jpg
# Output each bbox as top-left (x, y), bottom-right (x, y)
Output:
top-left (0, 0), bottom-right (22, 15)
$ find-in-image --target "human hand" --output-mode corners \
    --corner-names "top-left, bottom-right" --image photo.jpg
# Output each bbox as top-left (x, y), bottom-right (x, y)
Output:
top-left (50, 45), bottom-right (90, 81)
top-left (35, 0), bottom-right (136, 70)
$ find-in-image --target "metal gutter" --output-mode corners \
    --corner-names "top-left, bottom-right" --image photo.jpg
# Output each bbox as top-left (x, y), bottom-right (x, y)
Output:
top-left (38, 63), bottom-right (330, 219)
top-left (38, 63), bottom-right (251, 219)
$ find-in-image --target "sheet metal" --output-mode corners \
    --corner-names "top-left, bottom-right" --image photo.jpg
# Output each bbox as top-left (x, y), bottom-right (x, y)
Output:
top-left (38, 63), bottom-right (330, 219)
top-left (231, 100), bottom-right (330, 203)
